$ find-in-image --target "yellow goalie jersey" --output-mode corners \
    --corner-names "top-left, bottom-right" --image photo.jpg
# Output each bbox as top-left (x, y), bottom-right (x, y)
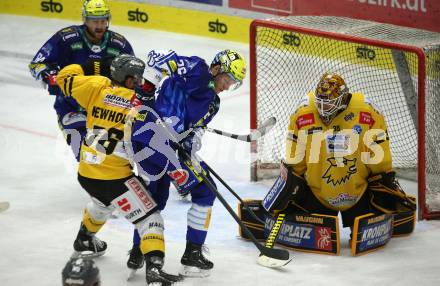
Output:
top-left (285, 92), bottom-right (392, 211)
top-left (56, 64), bottom-right (133, 180)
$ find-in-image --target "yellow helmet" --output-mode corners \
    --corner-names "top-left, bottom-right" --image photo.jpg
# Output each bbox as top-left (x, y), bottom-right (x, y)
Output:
top-left (211, 49), bottom-right (246, 90)
top-left (314, 72), bottom-right (350, 123)
top-left (82, 0), bottom-right (111, 21)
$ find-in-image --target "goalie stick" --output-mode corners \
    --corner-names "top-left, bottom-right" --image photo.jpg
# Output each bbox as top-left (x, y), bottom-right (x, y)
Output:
top-left (154, 118), bottom-right (291, 268)
top-left (205, 117), bottom-right (276, 142)
top-left (204, 163), bottom-right (265, 225)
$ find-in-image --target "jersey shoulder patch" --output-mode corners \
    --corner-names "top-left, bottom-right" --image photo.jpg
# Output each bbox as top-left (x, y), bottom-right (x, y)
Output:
top-left (293, 95), bottom-right (311, 114)
top-left (109, 31), bottom-right (127, 48)
top-left (57, 26), bottom-right (81, 42)
top-left (363, 95), bottom-right (383, 115)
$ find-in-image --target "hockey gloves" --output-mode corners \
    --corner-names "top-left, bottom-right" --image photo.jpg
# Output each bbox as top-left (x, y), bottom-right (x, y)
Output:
top-left (181, 127), bottom-right (205, 154)
top-left (42, 68), bottom-right (58, 86)
top-left (368, 171), bottom-right (416, 214)
top-left (39, 64), bottom-right (60, 95)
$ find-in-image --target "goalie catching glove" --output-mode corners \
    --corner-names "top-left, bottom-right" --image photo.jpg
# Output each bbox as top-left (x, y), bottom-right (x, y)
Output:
top-left (368, 171), bottom-right (416, 214)
top-left (367, 170), bottom-right (416, 236)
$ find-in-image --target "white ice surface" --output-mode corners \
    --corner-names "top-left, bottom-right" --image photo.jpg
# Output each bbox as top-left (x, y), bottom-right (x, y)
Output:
top-left (0, 15), bottom-right (439, 286)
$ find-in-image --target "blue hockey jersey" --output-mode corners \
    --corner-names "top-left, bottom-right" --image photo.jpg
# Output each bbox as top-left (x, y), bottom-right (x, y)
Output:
top-left (140, 50), bottom-right (219, 134)
top-left (29, 25), bottom-right (134, 82)
top-left (29, 25), bottom-right (134, 116)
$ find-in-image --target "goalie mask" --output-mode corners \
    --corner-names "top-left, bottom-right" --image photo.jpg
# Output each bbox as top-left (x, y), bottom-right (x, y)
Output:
top-left (62, 258), bottom-right (100, 286)
top-left (314, 72), bottom-right (350, 124)
top-left (211, 49), bottom-right (246, 91)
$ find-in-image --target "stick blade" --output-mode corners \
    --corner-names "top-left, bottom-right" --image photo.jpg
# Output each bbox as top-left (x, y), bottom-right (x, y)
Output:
top-left (260, 116), bottom-right (277, 129)
top-left (256, 246), bottom-right (291, 268)
top-left (257, 253), bottom-right (292, 268)
top-left (249, 117), bottom-right (277, 141)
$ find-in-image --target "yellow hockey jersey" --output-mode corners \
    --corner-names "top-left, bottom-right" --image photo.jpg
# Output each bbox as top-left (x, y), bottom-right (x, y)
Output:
top-left (56, 64), bottom-right (133, 180)
top-left (285, 92), bottom-right (392, 211)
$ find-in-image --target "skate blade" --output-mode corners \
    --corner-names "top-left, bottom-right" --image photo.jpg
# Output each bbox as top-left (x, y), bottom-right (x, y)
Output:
top-left (127, 269), bottom-right (137, 281)
top-left (179, 265), bottom-right (211, 278)
top-left (71, 250), bottom-right (106, 259)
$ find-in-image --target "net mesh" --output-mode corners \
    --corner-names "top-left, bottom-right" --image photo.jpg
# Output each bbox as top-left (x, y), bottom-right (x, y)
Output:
top-left (252, 16), bottom-right (440, 217)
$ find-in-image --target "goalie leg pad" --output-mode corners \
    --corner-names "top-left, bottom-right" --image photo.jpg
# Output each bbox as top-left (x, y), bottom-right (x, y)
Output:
top-left (238, 200), bottom-right (266, 240)
top-left (262, 161), bottom-right (308, 213)
top-left (351, 213), bottom-right (393, 256)
top-left (264, 213), bottom-right (340, 255)
top-left (238, 200), bottom-right (340, 255)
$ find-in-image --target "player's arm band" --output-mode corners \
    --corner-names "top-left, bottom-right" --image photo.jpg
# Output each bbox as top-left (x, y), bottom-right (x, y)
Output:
top-left (262, 161), bottom-right (308, 213)
top-left (368, 171), bottom-right (416, 213)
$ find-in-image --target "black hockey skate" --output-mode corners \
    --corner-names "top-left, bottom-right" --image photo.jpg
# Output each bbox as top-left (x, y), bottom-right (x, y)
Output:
top-left (72, 224), bottom-right (107, 258)
top-left (126, 244), bottom-right (144, 281)
top-left (145, 255), bottom-right (183, 286)
top-left (180, 242), bottom-right (213, 277)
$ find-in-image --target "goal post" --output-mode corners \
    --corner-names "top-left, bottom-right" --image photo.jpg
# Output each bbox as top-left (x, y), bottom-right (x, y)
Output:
top-left (249, 16), bottom-right (440, 220)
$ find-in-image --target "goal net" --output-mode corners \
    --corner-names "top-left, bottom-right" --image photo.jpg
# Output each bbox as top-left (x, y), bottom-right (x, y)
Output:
top-left (250, 16), bottom-right (440, 220)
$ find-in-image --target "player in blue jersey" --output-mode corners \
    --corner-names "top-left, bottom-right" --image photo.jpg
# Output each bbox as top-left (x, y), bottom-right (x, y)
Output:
top-left (128, 49), bottom-right (247, 277)
top-left (29, 0), bottom-right (134, 161)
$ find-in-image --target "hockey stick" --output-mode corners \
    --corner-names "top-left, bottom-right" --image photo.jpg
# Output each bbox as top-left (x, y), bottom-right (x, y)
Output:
top-left (153, 119), bottom-right (291, 268)
top-left (179, 149), bottom-right (291, 267)
top-left (205, 117), bottom-right (276, 142)
top-left (204, 163), bottom-right (265, 225)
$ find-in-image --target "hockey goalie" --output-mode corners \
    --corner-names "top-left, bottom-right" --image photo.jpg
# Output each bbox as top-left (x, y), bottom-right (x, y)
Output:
top-left (239, 72), bottom-right (416, 256)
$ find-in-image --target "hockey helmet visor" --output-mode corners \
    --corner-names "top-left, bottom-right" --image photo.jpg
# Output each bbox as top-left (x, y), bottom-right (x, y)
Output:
top-left (211, 49), bottom-right (246, 91)
top-left (82, 0), bottom-right (111, 21)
